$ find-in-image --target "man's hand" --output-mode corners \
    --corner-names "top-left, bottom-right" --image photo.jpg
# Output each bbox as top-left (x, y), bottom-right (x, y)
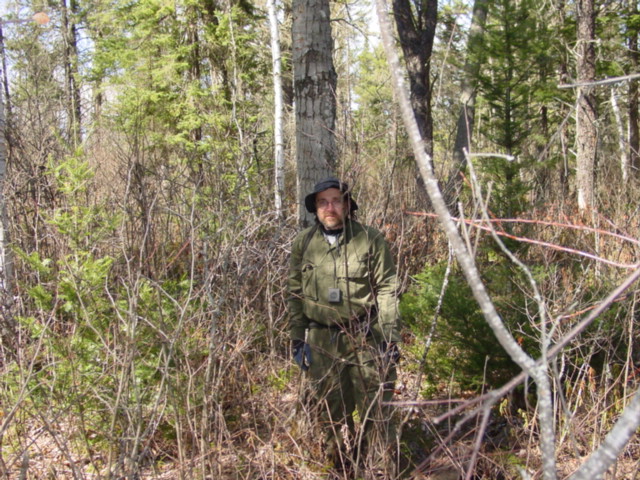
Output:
top-left (381, 341), bottom-right (400, 366)
top-left (293, 340), bottom-right (312, 371)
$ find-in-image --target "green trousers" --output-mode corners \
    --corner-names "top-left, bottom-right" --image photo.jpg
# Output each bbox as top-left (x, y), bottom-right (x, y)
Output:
top-left (306, 325), bottom-right (397, 469)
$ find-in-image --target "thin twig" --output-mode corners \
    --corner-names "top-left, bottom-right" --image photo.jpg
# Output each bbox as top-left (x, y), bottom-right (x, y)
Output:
top-left (406, 211), bottom-right (640, 269)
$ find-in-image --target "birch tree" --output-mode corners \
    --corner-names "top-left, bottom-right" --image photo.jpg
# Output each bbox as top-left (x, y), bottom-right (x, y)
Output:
top-left (268, 0), bottom-right (285, 219)
top-left (0, 40), bottom-right (12, 303)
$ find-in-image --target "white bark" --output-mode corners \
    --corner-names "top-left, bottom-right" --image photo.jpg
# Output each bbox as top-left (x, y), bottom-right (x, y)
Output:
top-left (610, 87), bottom-right (629, 182)
top-left (267, 0), bottom-right (285, 218)
top-left (0, 42), bottom-right (13, 296)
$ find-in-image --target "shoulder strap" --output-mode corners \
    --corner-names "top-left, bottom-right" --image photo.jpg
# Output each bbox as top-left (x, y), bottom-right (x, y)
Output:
top-left (301, 224), bottom-right (319, 257)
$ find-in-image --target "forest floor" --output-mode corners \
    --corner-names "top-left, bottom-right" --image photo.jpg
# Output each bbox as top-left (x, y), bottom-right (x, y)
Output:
top-left (6, 411), bottom-right (640, 479)
top-left (4, 408), bottom-right (640, 479)
top-left (3, 368), bottom-right (640, 479)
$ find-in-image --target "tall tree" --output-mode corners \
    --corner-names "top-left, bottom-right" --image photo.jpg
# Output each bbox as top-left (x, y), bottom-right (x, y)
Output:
top-left (443, 0), bottom-right (488, 210)
top-left (627, 0), bottom-right (639, 175)
top-left (60, 0), bottom-right (82, 147)
top-left (391, 0), bottom-right (437, 207)
top-left (0, 23), bottom-right (14, 300)
top-left (267, 0), bottom-right (285, 219)
top-left (292, 0), bottom-right (336, 226)
top-left (474, 0), bottom-right (548, 218)
top-left (575, 0), bottom-right (598, 211)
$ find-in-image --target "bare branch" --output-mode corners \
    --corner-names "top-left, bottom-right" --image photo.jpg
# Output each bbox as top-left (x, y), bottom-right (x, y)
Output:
top-left (405, 212), bottom-right (640, 269)
top-left (559, 72), bottom-right (640, 89)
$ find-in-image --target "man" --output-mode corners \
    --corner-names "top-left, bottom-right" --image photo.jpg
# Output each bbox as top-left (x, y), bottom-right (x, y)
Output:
top-left (287, 177), bottom-right (402, 476)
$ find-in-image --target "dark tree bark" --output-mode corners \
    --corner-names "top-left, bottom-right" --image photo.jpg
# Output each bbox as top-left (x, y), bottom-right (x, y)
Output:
top-left (60, 0), bottom-right (82, 147)
top-left (392, 0), bottom-right (437, 207)
top-left (392, 0), bottom-right (437, 147)
top-left (292, 0), bottom-right (337, 227)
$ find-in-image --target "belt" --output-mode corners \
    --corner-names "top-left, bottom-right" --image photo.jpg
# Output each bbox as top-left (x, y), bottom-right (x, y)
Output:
top-left (308, 307), bottom-right (377, 332)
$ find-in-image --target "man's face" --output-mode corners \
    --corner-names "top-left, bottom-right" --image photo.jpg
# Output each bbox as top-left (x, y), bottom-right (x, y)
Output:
top-left (316, 188), bottom-right (347, 230)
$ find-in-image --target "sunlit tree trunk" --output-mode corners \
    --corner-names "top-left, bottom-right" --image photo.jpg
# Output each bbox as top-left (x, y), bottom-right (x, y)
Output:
top-left (0, 24), bottom-right (16, 363)
top-left (575, 0), bottom-right (597, 211)
top-left (612, 88), bottom-right (630, 182)
top-left (292, 0), bottom-right (336, 227)
top-left (0, 90), bottom-right (12, 300)
top-left (268, 0), bottom-right (285, 219)
top-left (0, 25), bottom-right (14, 299)
top-left (443, 0), bottom-right (488, 210)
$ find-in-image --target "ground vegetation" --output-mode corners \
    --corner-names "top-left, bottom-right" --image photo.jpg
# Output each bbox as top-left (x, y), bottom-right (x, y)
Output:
top-left (0, 0), bottom-right (639, 478)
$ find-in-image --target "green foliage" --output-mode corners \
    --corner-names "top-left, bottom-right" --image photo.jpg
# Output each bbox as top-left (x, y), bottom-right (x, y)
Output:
top-left (354, 45), bottom-right (395, 126)
top-left (84, 0), bottom-right (272, 239)
top-left (89, 0), bottom-right (268, 151)
top-left (477, 0), bottom-right (543, 151)
top-left (401, 256), bottom-right (538, 394)
top-left (7, 154), bottom-right (198, 450)
top-left (472, 0), bottom-right (567, 217)
top-left (352, 44), bottom-right (413, 177)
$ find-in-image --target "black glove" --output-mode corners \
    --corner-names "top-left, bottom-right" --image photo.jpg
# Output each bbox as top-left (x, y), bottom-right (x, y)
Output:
top-left (381, 341), bottom-right (400, 365)
top-left (293, 340), bottom-right (312, 371)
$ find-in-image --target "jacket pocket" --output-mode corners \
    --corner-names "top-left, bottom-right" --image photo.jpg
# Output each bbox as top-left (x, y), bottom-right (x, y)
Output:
top-left (342, 254), bottom-right (371, 297)
top-left (301, 262), bottom-right (318, 301)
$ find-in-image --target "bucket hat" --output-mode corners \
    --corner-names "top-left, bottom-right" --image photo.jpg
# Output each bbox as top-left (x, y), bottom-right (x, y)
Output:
top-left (304, 177), bottom-right (359, 214)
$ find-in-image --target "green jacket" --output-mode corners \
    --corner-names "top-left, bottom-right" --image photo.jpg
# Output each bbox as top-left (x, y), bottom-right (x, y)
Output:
top-left (287, 219), bottom-right (401, 344)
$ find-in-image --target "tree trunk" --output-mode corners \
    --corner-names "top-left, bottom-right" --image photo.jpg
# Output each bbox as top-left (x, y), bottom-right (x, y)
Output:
top-left (553, 1), bottom-right (571, 200)
top-left (0, 24), bottom-right (11, 121)
top-left (443, 0), bottom-right (488, 210)
top-left (628, 0), bottom-right (639, 174)
top-left (391, 0), bottom-right (437, 208)
top-left (60, 0), bottom-right (82, 147)
top-left (186, 6), bottom-right (203, 147)
top-left (0, 26), bottom-right (16, 346)
top-left (268, 0), bottom-right (285, 220)
top-left (612, 88), bottom-right (630, 182)
top-left (292, 0), bottom-right (337, 227)
top-left (575, 0), bottom-right (597, 211)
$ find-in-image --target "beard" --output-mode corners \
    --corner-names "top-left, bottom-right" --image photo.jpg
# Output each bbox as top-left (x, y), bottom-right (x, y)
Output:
top-left (319, 213), bottom-right (344, 230)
